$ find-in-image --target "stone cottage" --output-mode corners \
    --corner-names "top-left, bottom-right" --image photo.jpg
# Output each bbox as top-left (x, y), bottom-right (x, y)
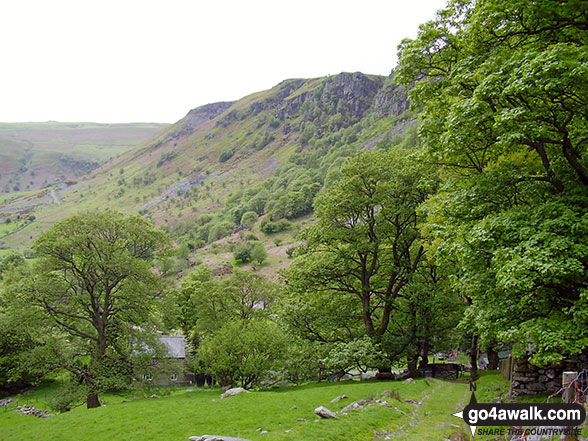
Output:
top-left (140, 335), bottom-right (195, 386)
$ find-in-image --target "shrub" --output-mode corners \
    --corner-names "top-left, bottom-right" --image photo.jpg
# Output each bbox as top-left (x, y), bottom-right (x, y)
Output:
top-left (157, 151), bottom-right (177, 167)
top-left (47, 382), bottom-right (85, 413)
top-left (207, 222), bottom-right (233, 243)
top-left (240, 211), bottom-right (258, 226)
top-left (219, 148), bottom-right (234, 163)
top-left (260, 218), bottom-right (291, 235)
top-left (198, 320), bottom-right (286, 388)
top-left (250, 242), bottom-right (267, 265)
top-left (244, 232), bottom-right (259, 241)
top-left (234, 242), bottom-right (253, 263)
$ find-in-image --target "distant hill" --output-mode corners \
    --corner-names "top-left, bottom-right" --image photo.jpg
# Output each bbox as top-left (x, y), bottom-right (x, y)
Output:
top-left (0, 122), bottom-right (168, 193)
top-left (1, 72), bottom-right (416, 275)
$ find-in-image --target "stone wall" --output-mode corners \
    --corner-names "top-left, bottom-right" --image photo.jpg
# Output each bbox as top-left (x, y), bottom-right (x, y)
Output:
top-left (419, 363), bottom-right (463, 380)
top-left (511, 350), bottom-right (588, 396)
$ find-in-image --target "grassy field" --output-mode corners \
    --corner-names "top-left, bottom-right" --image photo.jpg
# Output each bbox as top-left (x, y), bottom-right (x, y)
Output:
top-left (0, 373), bottom-right (512, 441)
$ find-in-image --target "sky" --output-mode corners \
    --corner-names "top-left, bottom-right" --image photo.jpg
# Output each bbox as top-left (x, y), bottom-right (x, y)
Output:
top-left (0, 0), bottom-right (447, 124)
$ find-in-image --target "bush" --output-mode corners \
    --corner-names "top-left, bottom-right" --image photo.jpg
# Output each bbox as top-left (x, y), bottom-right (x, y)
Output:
top-left (240, 211), bottom-right (258, 226)
top-left (157, 151), bottom-right (177, 167)
top-left (207, 222), bottom-right (233, 243)
top-left (219, 148), bottom-right (234, 163)
top-left (244, 232), bottom-right (259, 241)
top-left (198, 320), bottom-right (286, 388)
top-left (260, 218), bottom-right (291, 235)
top-left (250, 242), bottom-right (267, 265)
top-left (234, 242), bottom-right (253, 263)
top-left (47, 382), bottom-right (85, 413)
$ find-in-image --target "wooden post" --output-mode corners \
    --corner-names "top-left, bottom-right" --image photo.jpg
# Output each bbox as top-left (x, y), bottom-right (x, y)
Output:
top-left (563, 371), bottom-right (577, 404)
top-left (563, 371), bottom-right (578, 441)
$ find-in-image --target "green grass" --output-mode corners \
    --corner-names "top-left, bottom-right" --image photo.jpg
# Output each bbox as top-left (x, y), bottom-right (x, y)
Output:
top-left (0, 373), bottom-right (512, 441)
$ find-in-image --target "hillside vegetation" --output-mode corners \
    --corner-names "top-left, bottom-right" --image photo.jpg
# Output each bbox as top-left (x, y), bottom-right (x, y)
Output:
top-left (1, 72), bottom-right (415, 260)
top-left (0, 122), bottom-right (167, 193)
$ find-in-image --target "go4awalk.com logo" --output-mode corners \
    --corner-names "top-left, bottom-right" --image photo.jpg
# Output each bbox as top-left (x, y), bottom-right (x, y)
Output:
top-left (452, 384), bottom-right (586, 438)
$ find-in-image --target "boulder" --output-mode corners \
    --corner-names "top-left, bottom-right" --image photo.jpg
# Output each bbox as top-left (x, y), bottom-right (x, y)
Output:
top-left (402, 378), bottom-right (415, 384)
top-left (341, 399), bottom-right (369, 413)
top-left (220, 387), bottom-right (249, 399)
top-left (314, 406), bottom-right (338, 419)
top-left (330, 394), bottom-right (348, 403)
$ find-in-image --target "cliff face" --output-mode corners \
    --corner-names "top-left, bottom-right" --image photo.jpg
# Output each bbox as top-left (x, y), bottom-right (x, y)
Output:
top-left (184, 102), bottom-right (235, 130)
top-left (218, 71), bottom-right (409, 134)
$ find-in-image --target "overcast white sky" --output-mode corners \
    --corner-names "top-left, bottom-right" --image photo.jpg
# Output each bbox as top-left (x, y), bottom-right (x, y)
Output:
top-left (0, 0), bottom-right (446, 123)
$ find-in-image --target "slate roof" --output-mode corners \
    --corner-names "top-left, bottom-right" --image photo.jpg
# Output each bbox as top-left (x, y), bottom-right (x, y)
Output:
top-left (160, 336), bottom-right (186, 359)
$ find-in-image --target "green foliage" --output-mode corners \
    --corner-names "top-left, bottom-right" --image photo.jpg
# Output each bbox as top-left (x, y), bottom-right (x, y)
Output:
top-left (250, 242), bottom-right (267, 266)
top-left (9, 211), bottom-right (170, 407)
top-left (397, 0), bottom-right (588, 364)
top-left (176, 267), bottom-right (275, 334)
top-left (198, 319), bottom-right (287, 388)
top-left (157, 151), bottom-right (177, 168)
top-left (270, 183), bottom-right (320, 220)
top-left (284, 149), bottom-right (439, 367)
top-left (240, 210), bottom-right (258, 226)
top-left (260, 218), bottom-right (291, 235)
top-left (176, 268), bottom-right (282, 386)
top-left (47, 381), bottom-right (86, 412)
top-left (0, 251), bottom-right (26, 280)
top-left (321, 338), bottom-right (386, 378)
top-left (219, 148), bottom-right (234, 163)
top-left (207, 221), bottom-right (233, 243)
top-left (234, 241), bottom-right (253, 263)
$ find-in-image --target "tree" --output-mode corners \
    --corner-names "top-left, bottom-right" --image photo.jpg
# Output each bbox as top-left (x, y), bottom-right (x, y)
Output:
top-left (285, 149), bottom-right (437, 372)
top-left (198, 319), bottom-right (286, 388)
top-left (0, 251), bottom-right (26, 281)
top-left (177, 267), bottom-right (275, 335)
top-left (0, 256), bottom-right (53, 393)
top-left (19, 211), bottom-right (169, 408)
top-left (250, 242), bottom-right (267, 266)
top-left (176, 267), bottom-right (282, 386)
top-left (397, 0), bottom-right (588, 365)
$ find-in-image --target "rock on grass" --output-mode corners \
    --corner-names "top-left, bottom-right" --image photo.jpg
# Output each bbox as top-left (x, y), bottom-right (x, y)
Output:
top-left (314, 406), bottom-right (338, 419)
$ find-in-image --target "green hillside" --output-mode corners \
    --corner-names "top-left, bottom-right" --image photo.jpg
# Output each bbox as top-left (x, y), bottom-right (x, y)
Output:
top-left (1, 72), bottom-right (415, 272)
top-left (0, 122), bottom-right (168, 193)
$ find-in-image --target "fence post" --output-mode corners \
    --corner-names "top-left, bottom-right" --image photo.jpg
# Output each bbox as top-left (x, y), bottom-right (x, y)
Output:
top-left (562, 371), bottom-right (578, 441)
top-left (563, 371), bottom-right (577, 404)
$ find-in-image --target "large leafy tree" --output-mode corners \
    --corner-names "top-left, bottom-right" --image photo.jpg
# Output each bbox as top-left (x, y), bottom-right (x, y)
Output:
top-left (176, 266), bottom-right (285, 387)
top-left (0, 253), bottom-right (52, 393)
top-left (397, 0), bottom-right (588, 364)
top-left (9, 211), bottom-right (169, 408)
top-left (285, 149), bottom-right (438, 372)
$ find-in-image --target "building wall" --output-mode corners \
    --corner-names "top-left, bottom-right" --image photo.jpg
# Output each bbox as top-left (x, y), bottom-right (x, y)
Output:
top-left (139, 358), bottom-right (195, 386)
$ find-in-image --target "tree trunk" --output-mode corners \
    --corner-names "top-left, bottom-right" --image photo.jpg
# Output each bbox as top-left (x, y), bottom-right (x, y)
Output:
top-left (86, 392), bottom-right (101, 409)
top-left (470, 334), bottom-right (479, 380)
top-left (419, 334), bottom-right (430, 369)
top-left (376, 365), bottom-right (394, 380)
top-left (407, 353), bottom-right (421, 378)
top-left (487, 346), bottom-right (499, 370)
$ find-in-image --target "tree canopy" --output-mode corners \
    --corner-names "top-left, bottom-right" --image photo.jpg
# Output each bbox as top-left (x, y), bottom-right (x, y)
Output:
top-left (397, 0), bottom-right (588, 364)
top-left (284, 149), bottom-right (443, 371)
top-left (5, 211), bottom-right (170, 407)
